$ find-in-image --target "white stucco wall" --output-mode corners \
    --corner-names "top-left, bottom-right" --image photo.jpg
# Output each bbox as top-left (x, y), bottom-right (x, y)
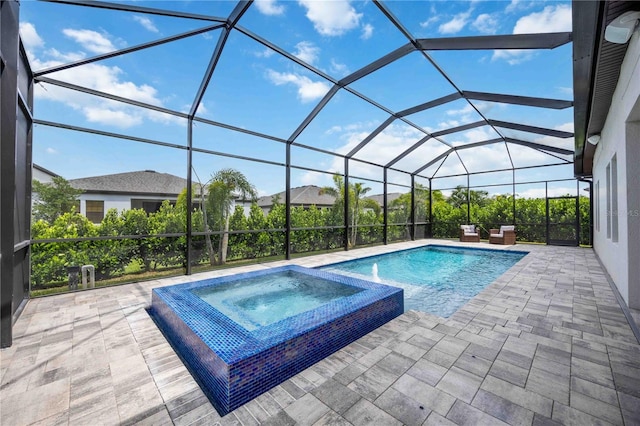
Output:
top-left (32, 167), bottom-right (56, 183)
top-left (593, 31), bottom-right (640, 308)
top-left (78, 194), bottom-right (131, 217)
top-left (77, 194), bottom-right (178, 218)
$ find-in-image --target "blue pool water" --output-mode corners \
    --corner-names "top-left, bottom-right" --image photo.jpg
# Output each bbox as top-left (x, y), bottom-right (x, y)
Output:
top-left (321, 245), bottom-right (527, 317)
top-left (194, 270), bottom-right (363, 331)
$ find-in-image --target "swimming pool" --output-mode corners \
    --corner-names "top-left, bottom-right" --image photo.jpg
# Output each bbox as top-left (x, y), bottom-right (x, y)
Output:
top-left (148, 265), bottom-right (403, 415)
top-left (320, 245), bottom-right (527, 317)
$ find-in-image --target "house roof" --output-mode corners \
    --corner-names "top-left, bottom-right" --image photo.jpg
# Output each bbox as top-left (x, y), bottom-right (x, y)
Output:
top-left (257, 186), bottom-right (406, 208)
top-left (33, 164), bottom-right (60, 178)
top-left (257, 185), bottom-right (336, 208)
top-left (365, 193), bottom-right (404, 206)
top-left (69, 170), bottom-right (189, 196)
top-left (572, 0), bottom-right (638, 177)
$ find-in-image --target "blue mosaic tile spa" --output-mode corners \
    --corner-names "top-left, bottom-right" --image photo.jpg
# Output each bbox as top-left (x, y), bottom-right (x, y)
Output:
top-left (148, 265), bottom-right (403, 415)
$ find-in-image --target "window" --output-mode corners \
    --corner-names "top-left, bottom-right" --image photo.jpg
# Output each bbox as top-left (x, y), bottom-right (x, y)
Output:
top-left (606, 163), bottom-right (611, 239)
top-left (595, 181), bottom-right (600, 232)
top-left (86, 200), bottom-right (104, 223)
top-left (605, 154), bottom-right (619, 242)
top-left (612, 154), bottom-right (618, 242)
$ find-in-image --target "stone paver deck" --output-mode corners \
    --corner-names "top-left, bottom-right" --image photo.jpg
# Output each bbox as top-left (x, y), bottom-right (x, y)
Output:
top-left (2, 240), bottom-right (639, 425)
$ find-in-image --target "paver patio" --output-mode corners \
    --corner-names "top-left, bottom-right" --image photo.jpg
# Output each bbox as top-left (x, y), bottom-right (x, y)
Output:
top-left (2, 240), bottom-right (639, 425)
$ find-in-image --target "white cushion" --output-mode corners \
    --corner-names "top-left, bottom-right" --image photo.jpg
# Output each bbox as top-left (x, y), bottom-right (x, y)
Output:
top-left (464, 232), bottom-right (478, 236)
top-left (461, 225), bottom-right (475, 233)
top-left (500, 225), bottom-right (515, 233)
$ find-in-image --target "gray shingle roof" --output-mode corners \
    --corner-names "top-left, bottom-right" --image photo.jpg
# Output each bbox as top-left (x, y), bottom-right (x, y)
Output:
top-left (256, 186), bottom-right (406, 208)
top-left (69, 170), bottom-right (188, 195)
top-left (365, 193), bottom-right (404, 206)
top-left (257, 185), bottom-right (336, 208)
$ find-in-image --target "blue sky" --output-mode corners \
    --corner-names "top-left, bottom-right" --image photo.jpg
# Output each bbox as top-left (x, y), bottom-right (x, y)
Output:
top-left (20, 0), bottom-right (583, 199)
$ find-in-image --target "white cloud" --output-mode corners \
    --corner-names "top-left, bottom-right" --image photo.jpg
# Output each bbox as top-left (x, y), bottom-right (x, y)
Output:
top-left (420, 16), bottom-right (439, 29)
top-left (420, 4), bottom-right (440, 29)
top-left (186, 101), bottom-right (209, 117)
top-left (266, 69), bottom-right (330, 102)
top-left (33, 58), bottom-right (175, 128)
top-left (529, 122), bottom-right (574, 151)
top-left (491, 49), bottom-right (534, 65)
top-left (26, 23), bottom-right (179, 129)
top-left (361, 23), bottom-right (374, 40)
top-left (492, 5), bottom-right (571, 64)
top-left (472, 13), bottom-right (498, 34)
top-left (513, 4), bottom-right (571, 33)
top-left (438, 11), bottom-right (471, 35)
top-left (330, 59), bottom-right (349, 76)
top-left (456, 144), bottom-right (512, 173)
top-left (506, 0), bottom-right (527, 13)
top-left (448, 126), bottom-right (499, 147)
top-left (133, 16), bottom-right (159, 33)
top-left (298, 0), bottom-right (362, 36)
top-left (326, 125), bottom-right (344, 135)
top-left (20, 22), bottom-right (44, 50)
top-left (62, 28), bottom-right (116, 54)
top-left (84, 106), bottom-right (143, 127)
top-left (254, 48), bottom-right (275, 58)
top-left (444, 102), bottom-right (492, 124)
top-left (46, 48), bottom-right (86, 62)
top-left (293, 41), bottom-right (320, 65)
top-left (557, 86), bottom-right (573, 95)
top-left (517, 187), bottom-right (575, 198)
top-left (325, 123), bottom-right (428, 178)
top-left (46, 147), bottom-right (58, 154)
top-left (254, 0), bottom-right (285, 16)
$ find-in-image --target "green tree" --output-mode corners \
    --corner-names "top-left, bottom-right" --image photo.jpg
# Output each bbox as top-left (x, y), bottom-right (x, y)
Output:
top-left (206, 169), bottom-right (257, 265)
top-left (32, 176), bottom-right (83, 223)
top-left (448, 185), bottom-right (489, 209)
top-left (320, 175), bottom-right (380, 247)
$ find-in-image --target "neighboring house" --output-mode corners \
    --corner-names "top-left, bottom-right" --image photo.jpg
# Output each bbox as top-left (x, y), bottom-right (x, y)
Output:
top-left (68, 170), bottom-right (190, 223)
top-left (365, 193), bottom-right (403, 207)
top-left (256, 185), bottom-right (337, 214)
top-left (32, 164), bottom-right (59, 184)
top-left (255, 186), bottom-right (406, 215)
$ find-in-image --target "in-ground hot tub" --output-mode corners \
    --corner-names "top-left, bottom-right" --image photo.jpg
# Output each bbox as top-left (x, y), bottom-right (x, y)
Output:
top-left (148, 265), bottom-right (403, 415)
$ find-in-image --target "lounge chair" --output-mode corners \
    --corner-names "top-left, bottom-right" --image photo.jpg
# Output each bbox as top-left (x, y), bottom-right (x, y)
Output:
top-left (489, 225), bottom-right (516, 245)
top-left (460, 224), bottom-right (480, 242)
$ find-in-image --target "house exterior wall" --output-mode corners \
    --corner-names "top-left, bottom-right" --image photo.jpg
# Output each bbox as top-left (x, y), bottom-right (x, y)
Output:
top-left (77, 194), bottom-right (179, 220)
top-left (32, 167), bottom-right (56, 183)
top-left (593, 32), bottom-right (640, 309)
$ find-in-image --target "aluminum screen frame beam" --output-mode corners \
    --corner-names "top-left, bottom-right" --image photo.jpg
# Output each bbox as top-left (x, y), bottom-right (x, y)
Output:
top-left (416, 32), bottom-right (572, 51)
top-left (489, 119), bottom-right (574, 138)
top-left (505, 138), bottom-right (574, 155)
top-left (34, 24), bottom-right (224, 77)
top-left (36, 76), bottom-right (189, 120)
top-left (346, 116), bottom-right (396, 158)
top-left (464, 91), bottom-right (573, 109)
top-left (190, 1), bottom-right (251, 118)
top-left (339, 43), bottom-right (415, 86)
top-left (397, 92), bottom-right (462, 117)
top-left (41, 0), bottom-right (225, 22)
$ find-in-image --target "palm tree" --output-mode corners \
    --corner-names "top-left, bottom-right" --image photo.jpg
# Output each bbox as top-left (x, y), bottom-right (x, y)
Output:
top-left (206, 169), bottom-right (257, 265)
top-left (320, 175), bottom-right (378, 247)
